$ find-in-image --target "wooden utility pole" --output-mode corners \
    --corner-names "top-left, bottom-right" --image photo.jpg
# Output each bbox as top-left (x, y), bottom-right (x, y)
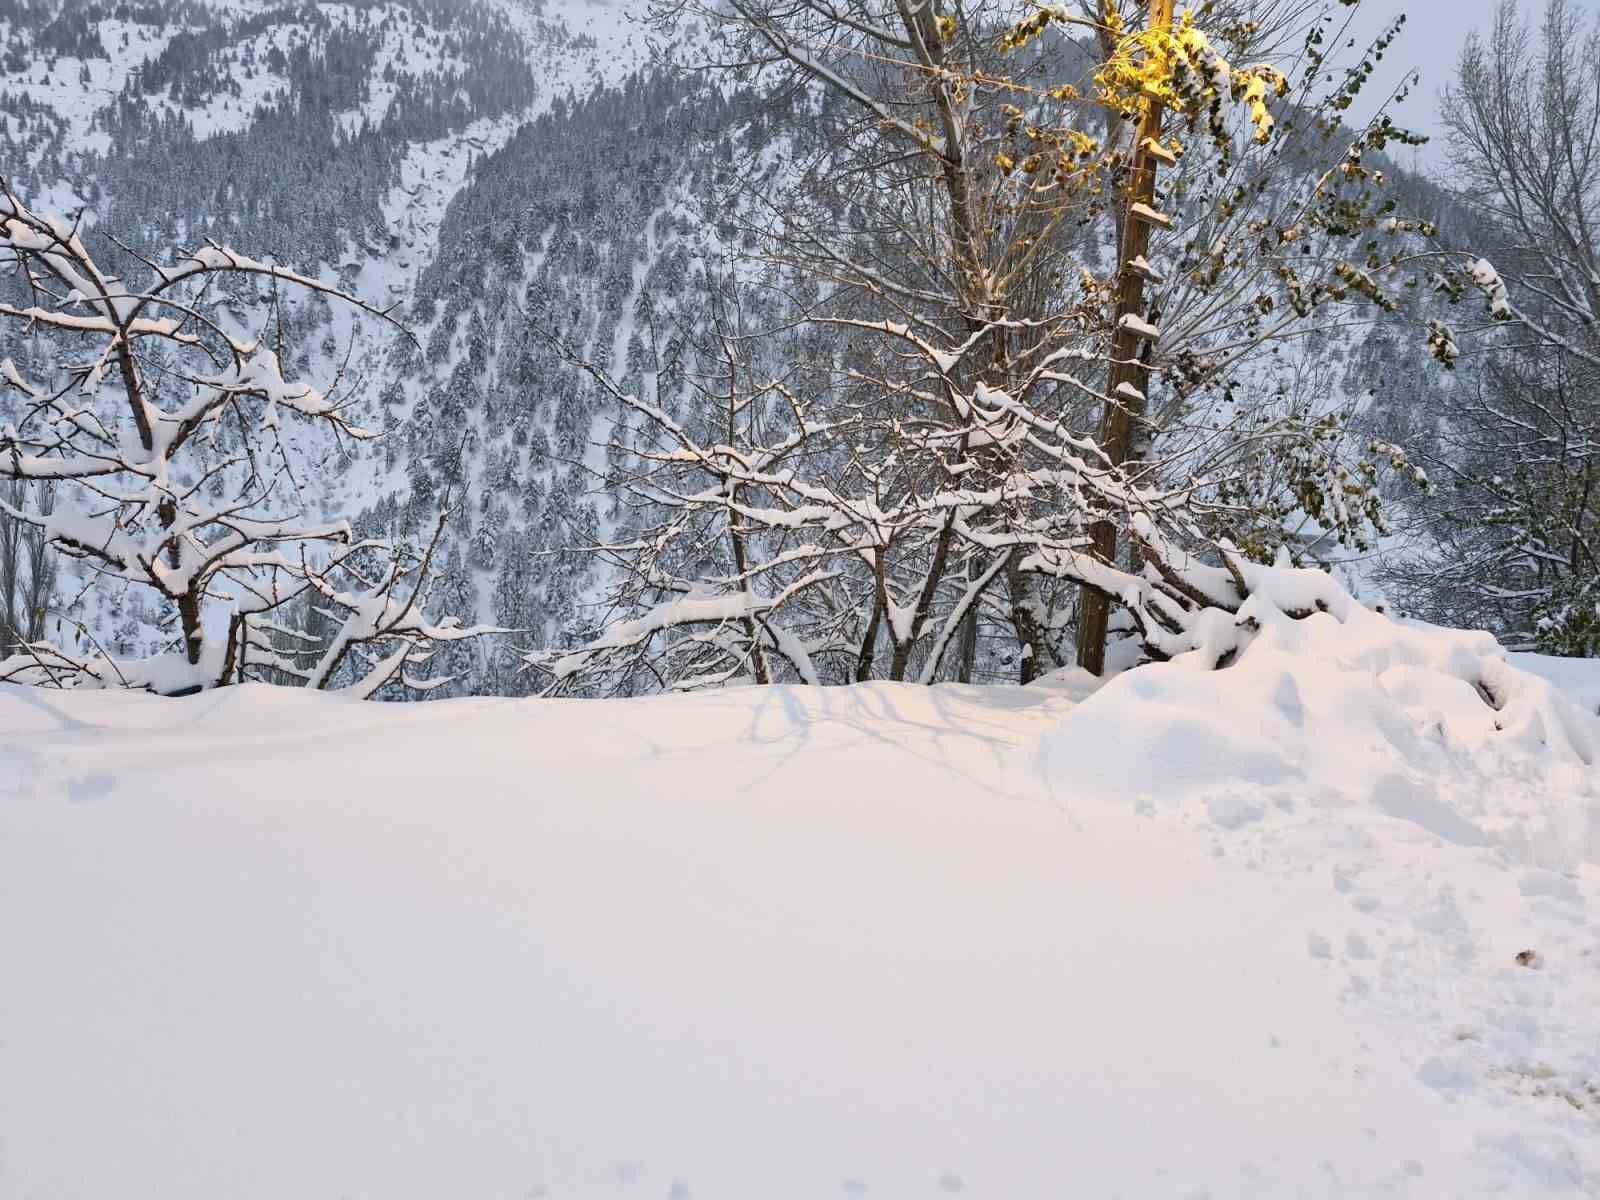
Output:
top-left (1075, 0), bottom-right (1175, 676)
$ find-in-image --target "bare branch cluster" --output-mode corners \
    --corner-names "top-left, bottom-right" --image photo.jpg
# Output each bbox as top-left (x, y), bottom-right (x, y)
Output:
top-left (0, 179), bottom-right (497, 695)
top-left (1392, 0), bottom-right (1600, 654)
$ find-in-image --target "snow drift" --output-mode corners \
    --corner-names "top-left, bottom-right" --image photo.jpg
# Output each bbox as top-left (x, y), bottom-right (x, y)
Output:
top-left (1044, 566), bottom-right (1600, 869)
top-left (1, 582), bottom-right (1597, 1199)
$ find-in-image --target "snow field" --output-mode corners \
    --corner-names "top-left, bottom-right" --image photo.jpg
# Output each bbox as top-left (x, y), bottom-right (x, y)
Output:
top-left (2, 599), bottom-right (1596, 1197)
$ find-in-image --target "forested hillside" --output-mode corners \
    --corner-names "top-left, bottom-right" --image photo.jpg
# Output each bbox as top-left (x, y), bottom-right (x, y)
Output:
top-left (1, 0), bottom-right (1593, 698)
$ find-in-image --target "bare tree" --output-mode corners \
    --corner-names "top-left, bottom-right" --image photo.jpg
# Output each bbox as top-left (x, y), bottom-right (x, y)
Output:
top-left (541, 0), bottom-right (1438, 691)
top-left (1394, 0), bottom-right (1600, 653)
top-left (0, 479), bottom-right (56, 651)
top-left (0, 180), bottom-right (495, 695)
top-left (537, 259), bottom-right (1426, 692)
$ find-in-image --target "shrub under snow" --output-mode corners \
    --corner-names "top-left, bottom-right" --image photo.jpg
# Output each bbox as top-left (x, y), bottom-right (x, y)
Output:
top-left (1045, 563), bottom-right (1598, 869)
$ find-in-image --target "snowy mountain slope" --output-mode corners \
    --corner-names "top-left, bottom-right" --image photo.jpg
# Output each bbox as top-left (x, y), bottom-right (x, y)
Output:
top-left (1, 613), bottom-right (1597, 1198)
top-left (0, 14), bottom-right (179, 157)
top-left (0, 0), bottom-right (650, 241)
top-left (0, 0), bottom-right (664, 683)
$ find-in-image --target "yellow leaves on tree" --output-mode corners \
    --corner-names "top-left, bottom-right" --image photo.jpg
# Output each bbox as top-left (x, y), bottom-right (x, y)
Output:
top-left (995, 102), bottom-right (1102, 193)
top-left (1005, 5), bottom-right (1290, 146)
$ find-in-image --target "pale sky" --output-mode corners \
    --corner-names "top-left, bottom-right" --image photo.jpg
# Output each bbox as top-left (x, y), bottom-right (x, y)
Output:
top-left (1342, 0), bottom-right (1502, 167)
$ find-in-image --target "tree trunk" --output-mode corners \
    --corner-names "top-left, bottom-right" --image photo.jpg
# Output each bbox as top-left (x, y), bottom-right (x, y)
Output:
top-left (1007, 549), bottom-right (1047, 684)
top-left (956, 557), bottom-right (979, 682)
top-left (1075, 0), bottom-right (1174, 676)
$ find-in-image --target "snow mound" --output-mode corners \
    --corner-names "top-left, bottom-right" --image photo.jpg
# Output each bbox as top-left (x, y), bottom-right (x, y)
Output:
top-left (1042, 572), bottom-right (1600, 868)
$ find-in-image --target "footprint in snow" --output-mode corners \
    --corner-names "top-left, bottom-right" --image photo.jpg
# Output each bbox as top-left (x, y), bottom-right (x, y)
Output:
top-left (1207, 794), bottom-right (1264, 830)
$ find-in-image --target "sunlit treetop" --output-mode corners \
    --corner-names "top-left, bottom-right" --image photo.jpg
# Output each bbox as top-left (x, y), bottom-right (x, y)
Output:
top-left (1003, 3), bottom-right (1290, 151)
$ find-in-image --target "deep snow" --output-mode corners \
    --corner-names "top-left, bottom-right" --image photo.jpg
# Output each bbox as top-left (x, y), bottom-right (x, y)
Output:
top-left (1, 631), bottom-right (1598, 1198)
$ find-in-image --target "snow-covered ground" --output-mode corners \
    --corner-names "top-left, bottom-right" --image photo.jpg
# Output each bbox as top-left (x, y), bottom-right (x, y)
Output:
top-left (3, 610), bottom-right (1597, 1198)
top-left (0, 18), bottom-right (181, 159)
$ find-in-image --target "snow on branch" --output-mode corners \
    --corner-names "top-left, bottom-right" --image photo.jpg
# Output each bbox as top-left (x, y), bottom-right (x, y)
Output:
top-left (0, 179), bottom-right (491, 697)
top-left (534, 276), bottom-right (1406, 691)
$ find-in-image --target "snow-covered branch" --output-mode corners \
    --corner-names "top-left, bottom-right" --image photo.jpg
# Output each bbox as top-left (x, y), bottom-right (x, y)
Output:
top-left (0, 180), bottom-right (494, 696)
